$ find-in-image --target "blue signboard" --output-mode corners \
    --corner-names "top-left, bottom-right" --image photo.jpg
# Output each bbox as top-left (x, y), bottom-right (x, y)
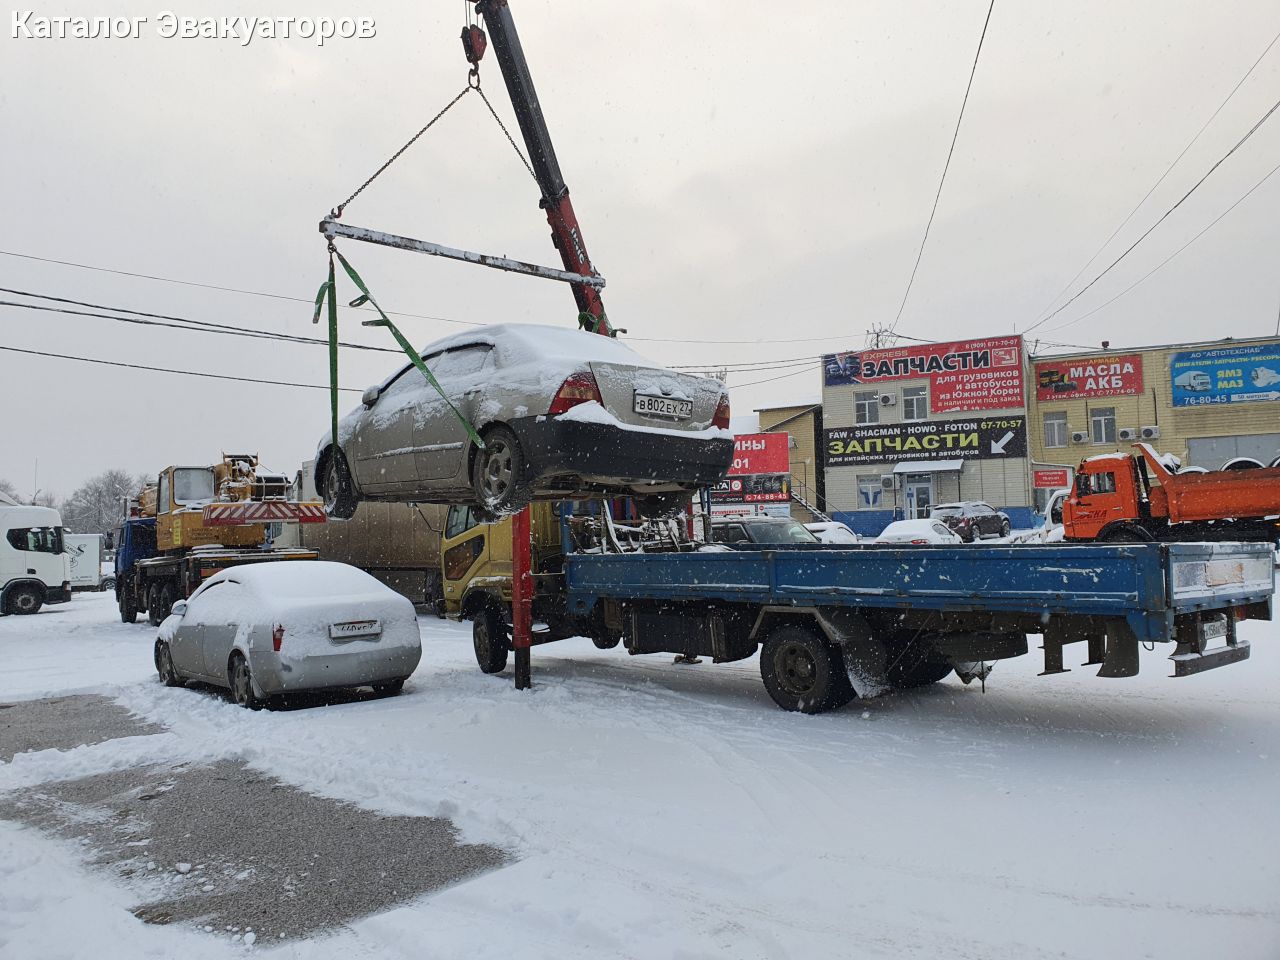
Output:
top-left (1169, 342), bottom-right (1280, 407)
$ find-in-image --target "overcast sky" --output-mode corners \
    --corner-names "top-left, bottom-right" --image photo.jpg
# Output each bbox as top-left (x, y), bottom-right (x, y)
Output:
top-left (3, 0), bottom-right (1278, 499)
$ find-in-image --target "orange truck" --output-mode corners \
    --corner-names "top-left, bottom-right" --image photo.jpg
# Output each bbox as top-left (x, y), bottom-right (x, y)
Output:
top-left (1063, 443), bottom-right (1280, 543)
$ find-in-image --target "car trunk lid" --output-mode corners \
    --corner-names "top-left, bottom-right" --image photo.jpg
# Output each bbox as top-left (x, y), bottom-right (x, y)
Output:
top-left (586, 363), bottom-right (722, 430)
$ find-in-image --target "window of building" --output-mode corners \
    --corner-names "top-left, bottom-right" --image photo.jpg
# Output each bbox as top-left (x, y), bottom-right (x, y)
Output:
top-left (1043, 411), bottom-right (1068, 448)
top-left (854, 391), bottom-right (879, 425)
top-left (902, 386), bottom-right (928, 421)
top-left (1090, 407), bottom-right (1116, 445)
top-left (857, 476), bottom-right (883, 509)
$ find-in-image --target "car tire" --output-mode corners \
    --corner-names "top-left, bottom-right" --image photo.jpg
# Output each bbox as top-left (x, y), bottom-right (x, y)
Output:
top-left (373, 678), bottom-right (406, 697)
top-left (320, 446), bottom-right (359, 520)
top-left (119, 586), bottom-right (138, 624)
top-left (636, 492), bottom-right (692, 520)
top-left (100, 577), bottom-right (116, 593)
top-left (6, 585), bottom-right (42, 616)
top-left (962, 528), bottom-right (976, 543)
top-left (155, 640), bottom-right (184, 687)
top-left (999, 518), bottom-right (1011, 539)
top-left (473, 603), bottom-right (510, 674)
top-left (471, 425), bottom-right (532, 522)
top-left (759, 624), bottom-right (853, 714)
top-left (229, 653), bottom-right (264, 710)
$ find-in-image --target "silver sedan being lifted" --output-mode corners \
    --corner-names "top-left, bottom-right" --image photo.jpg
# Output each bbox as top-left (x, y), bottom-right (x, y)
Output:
top-left (315, 324), bottom-right (734, 521)
top-left (153, 561), bottom-right (422, 708)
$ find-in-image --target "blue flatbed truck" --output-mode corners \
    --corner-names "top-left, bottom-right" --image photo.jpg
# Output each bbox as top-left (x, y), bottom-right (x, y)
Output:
top-left (464, 533), bottom-right (1274, 713)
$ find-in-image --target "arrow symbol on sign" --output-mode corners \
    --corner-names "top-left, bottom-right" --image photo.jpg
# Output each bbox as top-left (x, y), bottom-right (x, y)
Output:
top-left (990, 431), bottom-right (1015, 454)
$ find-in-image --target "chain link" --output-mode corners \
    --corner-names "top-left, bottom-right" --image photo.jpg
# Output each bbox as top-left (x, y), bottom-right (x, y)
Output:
top-left (476, 85), bottom-right (538, 184)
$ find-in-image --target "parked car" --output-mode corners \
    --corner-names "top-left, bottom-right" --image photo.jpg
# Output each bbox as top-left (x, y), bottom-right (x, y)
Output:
top-left (316, 324), bottom-right (733, 522)
top-left (874, 519), bottom-right (963, 545)
top-left (804, 521), bottom-right (859, 544)
top-left (710, 516), bottom-right (819, 545)
top-left (153, 561), bottom-right (422, 709)
top-left (929, 502), bottom-right (1011, 542)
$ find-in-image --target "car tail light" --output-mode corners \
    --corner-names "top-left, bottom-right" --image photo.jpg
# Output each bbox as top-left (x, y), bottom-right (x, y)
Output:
top-left (910, 539), bottom-right (929, 544)
top-left (548, 372), bottom-right (602, 415)
top-left (712, 394), bottom-right (731, 430)
top-left (272, 624), bottom-right (285, 652)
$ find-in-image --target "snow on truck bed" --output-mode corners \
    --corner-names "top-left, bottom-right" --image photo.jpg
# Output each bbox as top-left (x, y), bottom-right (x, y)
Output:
top-left (2, 590), bottom-right (1279, 960)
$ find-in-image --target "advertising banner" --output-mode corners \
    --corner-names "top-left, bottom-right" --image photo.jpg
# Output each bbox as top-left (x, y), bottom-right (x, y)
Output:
top-left (822, 336), bottom-right (1024, 412)
top-left (826, 416), bottom-right (1027, 466)
top-left (1170, 342), bottom-right (1280, 407)
top-left (712, 433), bottom-right (791, 503)
top-left (1033, 468), bottom-right (1071, 489)
top-left (1034, 354), bottom-right (1143, 401)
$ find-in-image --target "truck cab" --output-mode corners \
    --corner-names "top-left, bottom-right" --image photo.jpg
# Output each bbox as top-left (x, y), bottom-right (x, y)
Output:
top-left (0, 504), bottom-right (71, 615)
top-left (153, 465), bottom-right (264, 552)
top-left (1062, 454), bottom-right (1148, 541)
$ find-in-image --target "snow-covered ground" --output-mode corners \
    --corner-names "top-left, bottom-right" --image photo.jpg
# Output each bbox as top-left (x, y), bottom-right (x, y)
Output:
top-left (2, 591), bottom-right (1278, 959)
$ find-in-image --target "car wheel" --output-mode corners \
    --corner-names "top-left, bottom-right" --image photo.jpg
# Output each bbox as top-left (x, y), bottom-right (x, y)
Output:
top-left (100, 577), bottom-right (116, 593)
top-left (119, 586), bottom-right (139, 624)
top-left (155, 640), bottom-right (184, 687)
top-left (321, 447), bottom-right (358, 520)
top-left (6, 585), bottom-right (42, 616)
top-left (229, 653), bottom-right (264, 710)
top-left (999, 519), bottom-right (1011, 539)
top-left (471, 425), bottom-right (532, 521)
top-left (146, 583), bottom-right (162, 626)
top-left (962, 528), bottom-right (976, 543)
top-left (636, 492), bottom-right (692, 520)
top-left (473, 603), bottom-right (510, 674)
top-left (759, 624), bottom-right (853, 714)
top-left (373, 678), bottom-right (406, 697)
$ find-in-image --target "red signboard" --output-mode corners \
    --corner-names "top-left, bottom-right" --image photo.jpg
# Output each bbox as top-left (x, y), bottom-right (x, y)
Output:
top-left (823, 336), bottom-right (1024, 412)
top-left (1033, 469), bottom-right (1070, 489)
top-left (728, 433), bottom-right (790, 476)
top-left (1034, 354), bottom-right (1143, 402)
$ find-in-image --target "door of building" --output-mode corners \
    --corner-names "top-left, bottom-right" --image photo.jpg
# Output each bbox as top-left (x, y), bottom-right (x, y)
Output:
top-left (903, 474), bottom-right (933, 519)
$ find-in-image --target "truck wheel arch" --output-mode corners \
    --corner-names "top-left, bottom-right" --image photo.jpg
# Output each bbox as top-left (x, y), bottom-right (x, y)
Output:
top-left (1098, 522), bottom-right (1154, 543)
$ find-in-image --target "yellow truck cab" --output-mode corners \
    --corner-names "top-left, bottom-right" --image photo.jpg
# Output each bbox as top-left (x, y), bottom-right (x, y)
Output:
top-left (440, 501), bottom-right (562, 621)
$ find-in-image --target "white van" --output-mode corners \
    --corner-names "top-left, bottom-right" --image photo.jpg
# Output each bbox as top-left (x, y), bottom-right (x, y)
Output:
top-left (65, 532), bottom-right (105, 591)
top-left (1, 505), bottom-right (72, 615)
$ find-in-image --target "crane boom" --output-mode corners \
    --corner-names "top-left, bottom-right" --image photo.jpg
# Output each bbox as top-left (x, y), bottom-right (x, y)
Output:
top-left (469, 0), bottom-right (611, 335)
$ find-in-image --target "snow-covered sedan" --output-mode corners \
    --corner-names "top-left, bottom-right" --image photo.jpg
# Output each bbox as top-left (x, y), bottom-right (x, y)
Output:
top-left (873, 519), bottom-right (963, 545)
top-left (316, 324), bottom-right (733, 521)
top-left (153, 561), bottom-right (422, 709)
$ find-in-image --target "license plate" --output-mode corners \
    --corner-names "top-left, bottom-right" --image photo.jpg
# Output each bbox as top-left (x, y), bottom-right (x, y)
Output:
top-left (329, 619), bottom-right (381, 640)
top-left (634, 393), bottom-right (692, 420)
top-left (1201, 618), bottom-right (1228, 641)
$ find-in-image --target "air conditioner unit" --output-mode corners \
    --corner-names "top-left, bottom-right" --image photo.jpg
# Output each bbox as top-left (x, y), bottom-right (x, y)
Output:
top-left (1070, 431), bottom-right (1089, 444)
top-left (879, 393), bottom-right (897, 407)
top-left (880, 475), bottom-right (896, 491)
top-left (1117, 427), bottom-right (1137, 441)
top-left (1140, 425), bottom-right (1161, 440)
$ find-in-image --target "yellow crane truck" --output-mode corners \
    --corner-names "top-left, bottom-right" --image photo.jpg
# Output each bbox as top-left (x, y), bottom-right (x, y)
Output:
top-left (114, 454), bottom-right (324, 624)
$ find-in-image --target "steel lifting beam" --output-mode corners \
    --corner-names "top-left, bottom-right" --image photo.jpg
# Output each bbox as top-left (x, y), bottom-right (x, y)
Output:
top-left (318, 220), bottom-right (605, 290)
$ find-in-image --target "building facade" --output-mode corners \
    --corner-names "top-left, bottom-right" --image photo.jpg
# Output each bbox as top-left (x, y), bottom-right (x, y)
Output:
top-left (757, 404), bottom-right (825, 521)
top-left (819, 336), bottom-right (1035, 536)
top-left (1028, 336), bottom-right (1280, 508)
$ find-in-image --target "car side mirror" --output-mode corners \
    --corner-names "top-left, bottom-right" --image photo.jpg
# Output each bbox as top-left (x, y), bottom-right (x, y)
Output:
top-left (170, 600), bottom-right (187, 617)
top-left (362, 385), bottom-right (381, 408)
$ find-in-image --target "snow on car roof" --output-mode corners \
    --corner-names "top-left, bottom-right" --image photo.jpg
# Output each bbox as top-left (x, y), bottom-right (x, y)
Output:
top-left (216, 560), bottom-right (387, 598)
top-left (881, 519), bottom-right (944, 532)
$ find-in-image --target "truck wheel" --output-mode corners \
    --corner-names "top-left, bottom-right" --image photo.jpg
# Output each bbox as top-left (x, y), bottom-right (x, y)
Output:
top-left (119, 586), bottom-right (139, 624)
top-left (473, 604), bottom-right (510, 674)
top-left (636, 492), bottom-right (691, 520)
top-left (6, 585), bottom-right (43, 616)
top-left (592, 633), bottom-right (622, 650)
top-left (471, 425), bottom-right (533, 522)
top-left (1100, 523), bottom-right (1153, 543)
top-left (760, 625), bottom-right (853, 714)
top-left (100, 577), bottom-right (116, 593)
top-left (320, 447), bottom-right (358, 520)
top-left (156, 583), bottom-right (176, 622)
top-left (229, 653), bottom-right (263, 710)
top-left (146, 583), bottom-right (162, 626)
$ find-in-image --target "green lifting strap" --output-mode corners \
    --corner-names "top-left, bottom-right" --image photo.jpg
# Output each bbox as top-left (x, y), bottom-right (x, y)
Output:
top-left (312, 255), bottom-right (340, 454)
top-left (329, 247), bottom-right (486, 450)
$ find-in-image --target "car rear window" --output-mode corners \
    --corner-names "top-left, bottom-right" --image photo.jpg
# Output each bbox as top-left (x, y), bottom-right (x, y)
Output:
top-left (931, 506), bottom-right (962, 517)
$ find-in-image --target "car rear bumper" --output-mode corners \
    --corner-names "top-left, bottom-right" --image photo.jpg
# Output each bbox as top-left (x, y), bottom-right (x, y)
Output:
top-left (252, 644), bottom-right (422, 694)
top-left (509, 416), bottom-right (734, 488)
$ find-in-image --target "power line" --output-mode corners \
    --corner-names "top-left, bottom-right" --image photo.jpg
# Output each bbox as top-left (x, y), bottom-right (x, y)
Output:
top-left (1028, 24), bottom-right (1280, 327)
top-left (888, 0), bottom-right (996, 336)
top-left (1041, 157), bottom-right (1280, 333)
top-left (1024, 91), bottom-right (1280, 335)
top-left (0, 344), bottom-right (361, 393)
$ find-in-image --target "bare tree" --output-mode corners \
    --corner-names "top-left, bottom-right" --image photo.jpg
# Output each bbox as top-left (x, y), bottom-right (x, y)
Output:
top-left (60, 470), bottom-right (148, 536)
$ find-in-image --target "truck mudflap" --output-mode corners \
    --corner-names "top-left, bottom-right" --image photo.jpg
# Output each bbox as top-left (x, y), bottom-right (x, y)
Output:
top-left (1169, 612), bottom-right (1250, 677)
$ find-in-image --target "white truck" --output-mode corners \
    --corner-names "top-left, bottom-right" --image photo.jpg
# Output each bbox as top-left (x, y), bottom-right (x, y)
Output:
top-left (1, 504), bottom-right (72, 615)
top-left (64, 532), bottom-right (109, 592)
